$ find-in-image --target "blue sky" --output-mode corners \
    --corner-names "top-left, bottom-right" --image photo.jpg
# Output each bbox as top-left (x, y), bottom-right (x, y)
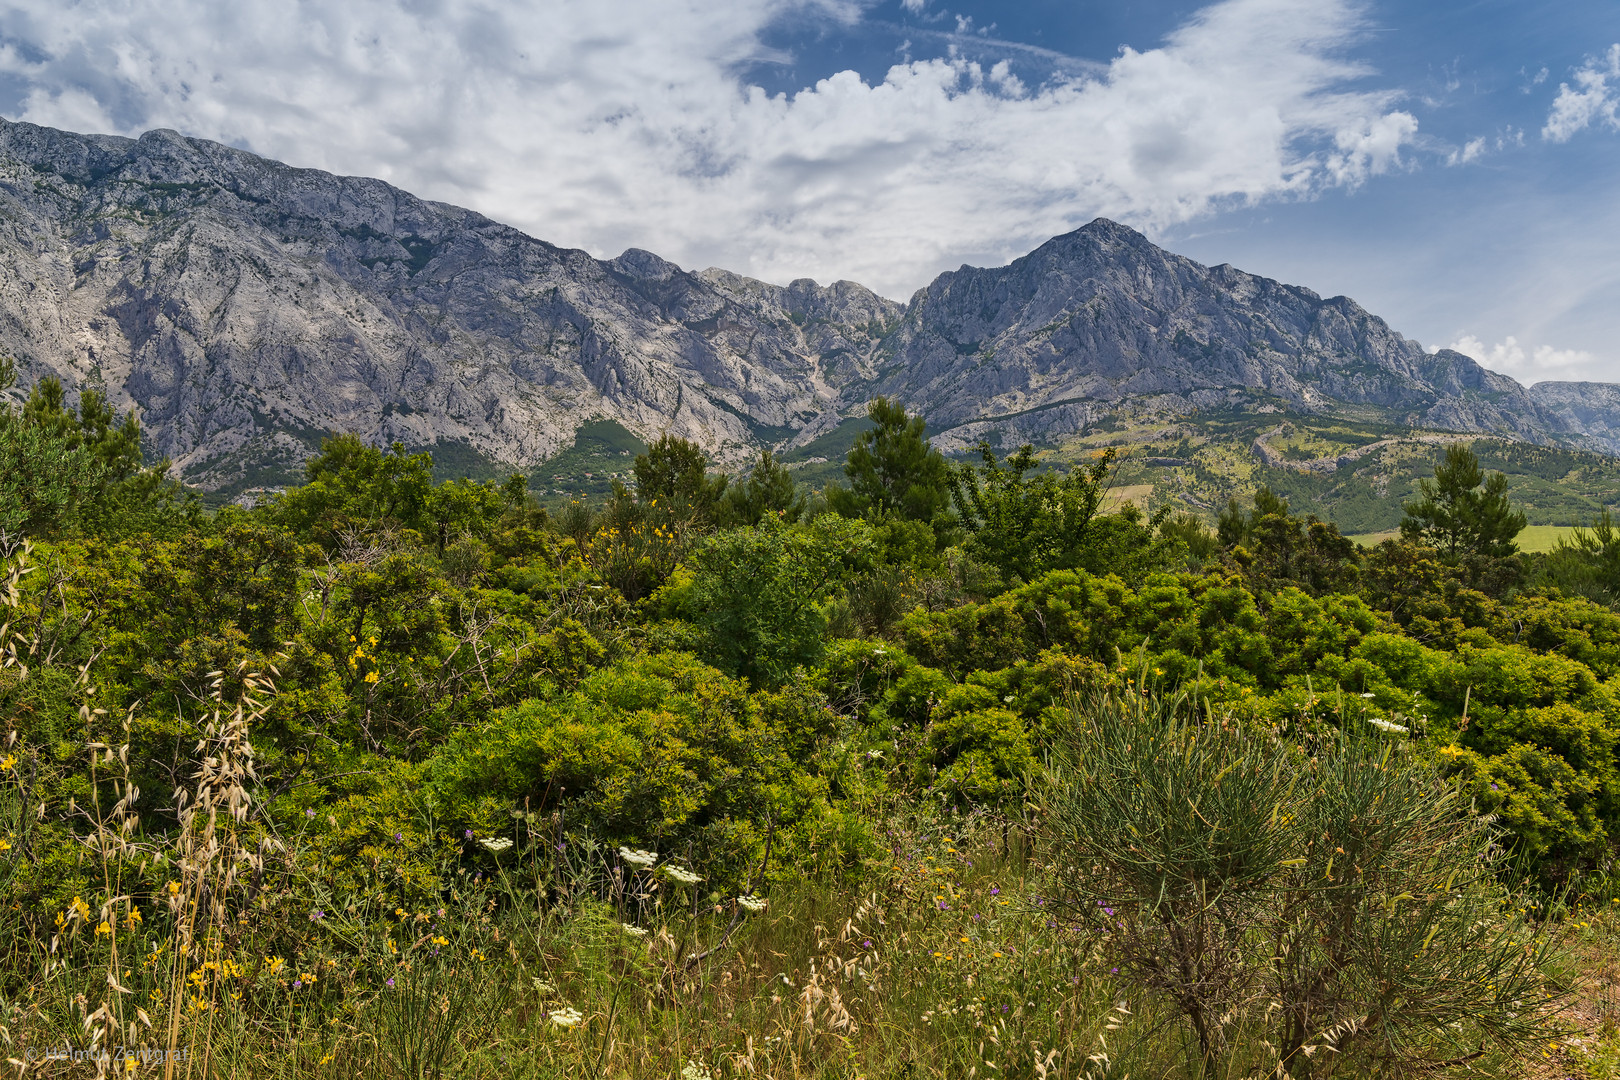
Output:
top-left (750, 0), bottom-right (1620, 384)
top-left (0, 0), bottom-right (1616, 383)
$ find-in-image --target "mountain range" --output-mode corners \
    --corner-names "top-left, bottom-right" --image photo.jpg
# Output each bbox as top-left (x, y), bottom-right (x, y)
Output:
top-left (0, 117), bottom-right (1612, 496)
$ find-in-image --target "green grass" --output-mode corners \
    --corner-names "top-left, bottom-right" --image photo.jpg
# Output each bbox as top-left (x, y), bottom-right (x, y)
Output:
top-left (776, 416), bottom-right (879, 494)
top-left (416, 438), bottom-right (512, 483)
top-left (0, 790), bottom-right (1204, 1079)
top-left (1347, 524), bottom-right (1583, 551)
top-left (1520, 525), bottom-right (1585, 552)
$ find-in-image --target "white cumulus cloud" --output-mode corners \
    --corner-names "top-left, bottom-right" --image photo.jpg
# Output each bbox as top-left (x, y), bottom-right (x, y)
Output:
top-left (1543, 44), bottom-right (1620, 142)
top-left (0, 0), bottom-right (1417, 297)
top-left (1446, 334), bottom-right (1600, 384)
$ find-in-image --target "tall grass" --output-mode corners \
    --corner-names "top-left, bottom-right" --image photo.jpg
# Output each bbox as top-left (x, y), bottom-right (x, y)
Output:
top-left (0, 765), bottom-right (1564, 1078)
top-left (0, 717), bottom-right (1156, 1079)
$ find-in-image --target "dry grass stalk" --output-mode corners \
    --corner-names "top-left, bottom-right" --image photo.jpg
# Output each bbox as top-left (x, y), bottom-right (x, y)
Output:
top-left (161, 659), bottom-right (276, 1080)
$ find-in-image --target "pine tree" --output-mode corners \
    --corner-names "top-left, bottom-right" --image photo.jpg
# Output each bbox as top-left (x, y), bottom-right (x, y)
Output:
top-left (721, 448), bottom-right (804, 526)
top-left (827, 396), bottom-right (952, 523)
top-left (631, 434), bottom-right (728, 522)
top-left (1401, 445), bottom-right (1526, 557)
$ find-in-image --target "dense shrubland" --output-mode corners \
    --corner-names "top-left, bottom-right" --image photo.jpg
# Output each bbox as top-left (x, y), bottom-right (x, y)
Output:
top-left (4, 385), bottom-right (1620, 1076)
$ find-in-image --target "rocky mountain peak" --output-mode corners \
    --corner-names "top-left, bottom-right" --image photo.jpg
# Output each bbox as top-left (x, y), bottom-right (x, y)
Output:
top-left (0, 117), bottom-right (1614, 493)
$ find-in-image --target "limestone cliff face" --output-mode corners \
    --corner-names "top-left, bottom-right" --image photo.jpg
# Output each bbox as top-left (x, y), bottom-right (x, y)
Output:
top-left (0, 117), bottom-right (1610, 489)
top-left (875, 221), bottom-right (1551, 449)
top-left (0, 120), bottom-right (896, 487)
top-left (1525, 383), bottom-right (1620, 456)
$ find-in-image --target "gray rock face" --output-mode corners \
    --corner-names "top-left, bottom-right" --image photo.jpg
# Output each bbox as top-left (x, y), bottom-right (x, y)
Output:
top-left (876, 221), bottom-right (1553, 447)
top-left (0, 117), bottom-right (1612, 488)
top-left (1525, 383), bottom-right (1620, 456)
top-left (0, 120), bottom-right (896, 487)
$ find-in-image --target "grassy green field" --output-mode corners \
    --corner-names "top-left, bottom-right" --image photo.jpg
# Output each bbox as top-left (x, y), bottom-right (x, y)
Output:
top-left (1347, 524), bottom-right (1584, 551)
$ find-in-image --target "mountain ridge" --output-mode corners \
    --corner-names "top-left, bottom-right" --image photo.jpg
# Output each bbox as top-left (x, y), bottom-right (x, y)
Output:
top-left (0, 116), bottom-right (1612, 494)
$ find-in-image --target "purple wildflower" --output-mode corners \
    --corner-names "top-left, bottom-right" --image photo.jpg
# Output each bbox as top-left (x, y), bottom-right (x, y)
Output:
top-left (386, 977), bottom-right (395, 988)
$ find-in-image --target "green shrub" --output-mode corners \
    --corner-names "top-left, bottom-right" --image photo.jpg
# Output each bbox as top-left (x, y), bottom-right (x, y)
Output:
top-left (1045, 687), bottom-right (1561, 1078)
top-left (683, 513), bottom-right (870, 688)
top-left (922, 703), bottom-right (1033, 806)
top-left (425, 652), bottom-right (822, 885)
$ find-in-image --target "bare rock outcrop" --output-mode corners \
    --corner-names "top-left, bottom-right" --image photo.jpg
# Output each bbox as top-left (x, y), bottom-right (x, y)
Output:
top-left (0, 117), bottom-right (1611, 490)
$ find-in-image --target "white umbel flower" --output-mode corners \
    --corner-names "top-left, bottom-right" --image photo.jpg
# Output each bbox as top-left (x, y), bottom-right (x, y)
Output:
top-left (479, 837), bottom-right (513, 853)
top-left (549, 1006), bottom-right (584, 1027)
top-left (1369, 716), bottom-right (1409, 735)
top-left (737, 894), bottom-right (767, 913)
top-left (663, 865), bottom-right (702, 885)
top-left (618, 846), bottom-right (657, 868)
top-left (621, 923), bottom-right (649, 937)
